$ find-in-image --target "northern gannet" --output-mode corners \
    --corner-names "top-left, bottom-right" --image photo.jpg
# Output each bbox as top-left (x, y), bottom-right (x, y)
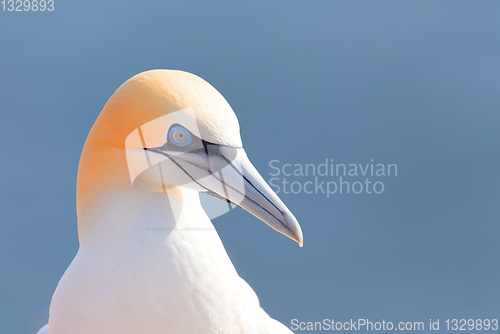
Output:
top-left (39, 70), bottom-right (303, 334)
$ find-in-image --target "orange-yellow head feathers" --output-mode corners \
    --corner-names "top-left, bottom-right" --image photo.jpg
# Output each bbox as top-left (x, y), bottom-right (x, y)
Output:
top-left (76, 69), bottom-right (303, 246)
top-left (77, 70), bottom-right (241, 214)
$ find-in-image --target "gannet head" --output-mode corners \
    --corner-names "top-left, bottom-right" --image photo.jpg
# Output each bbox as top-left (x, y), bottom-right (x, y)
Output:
top-left (78, 70), bottom-right (303, 246)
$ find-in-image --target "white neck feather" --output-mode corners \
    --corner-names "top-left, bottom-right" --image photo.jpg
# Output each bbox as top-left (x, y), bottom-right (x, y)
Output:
top-left (78, 186), bottom-right (214, 246)
top-left (49, 186), bottom-right (267, 333)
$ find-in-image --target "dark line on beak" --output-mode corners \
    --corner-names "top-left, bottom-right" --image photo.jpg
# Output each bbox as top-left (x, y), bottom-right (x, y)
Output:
top-left (217, 170), bottom-right (232, 206)
top-left (145, 147), bottom-right (242, 210)
top-left (203, 142), bottom-right (232, 206)
top-left (217, 150), bottom-right (285, 218)
top-left (202, 146), bottom-right (289, 231)
top-left (146, 146), bottom-right (289, 233)
top-left (202, 141), bottom-right (213, 176)
top-left (145, 148), bottom-right (214, 194)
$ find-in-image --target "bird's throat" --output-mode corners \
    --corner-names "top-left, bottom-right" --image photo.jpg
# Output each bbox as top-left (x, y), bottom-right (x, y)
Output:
top-left (77, 184), bottom-right (212, 246)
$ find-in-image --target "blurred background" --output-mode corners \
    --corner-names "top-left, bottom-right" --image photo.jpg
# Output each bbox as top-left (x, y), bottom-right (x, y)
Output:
top-left (1, 1), bottom-right (499, 333)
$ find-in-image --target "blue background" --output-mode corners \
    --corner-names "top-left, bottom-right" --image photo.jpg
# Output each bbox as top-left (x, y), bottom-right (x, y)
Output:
top-left (1, 1), bottom-right (499, 333)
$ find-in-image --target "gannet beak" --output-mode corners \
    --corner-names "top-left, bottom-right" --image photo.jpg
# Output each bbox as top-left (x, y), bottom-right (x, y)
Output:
top-left (149, 144), bottom-right (303, 246)
top-left (220, 147), bottom-right (304, 247)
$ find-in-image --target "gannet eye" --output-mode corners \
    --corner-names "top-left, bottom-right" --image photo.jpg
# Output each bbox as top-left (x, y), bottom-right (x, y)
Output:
top-left (169, 125), bottom-right (192, 147)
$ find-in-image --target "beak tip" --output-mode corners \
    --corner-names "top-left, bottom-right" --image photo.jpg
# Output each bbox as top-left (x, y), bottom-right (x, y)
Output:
top-left (284, 213), bottom-right (303, 247)
top-left (295, 230), bottom-right (303, 247)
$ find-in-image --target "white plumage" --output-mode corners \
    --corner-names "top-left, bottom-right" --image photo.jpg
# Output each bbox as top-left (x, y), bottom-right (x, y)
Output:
top-left (38, 70), bottom-right (302, 333)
